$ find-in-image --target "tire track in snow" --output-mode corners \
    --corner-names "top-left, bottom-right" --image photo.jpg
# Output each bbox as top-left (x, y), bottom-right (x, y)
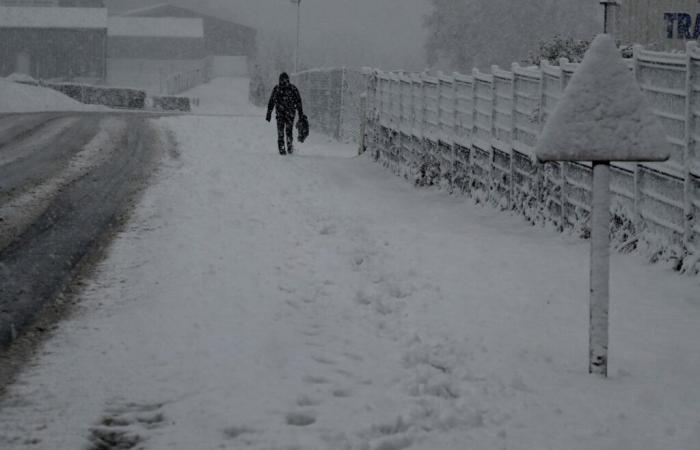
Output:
top-left (0, 116), bottom-right (160, 349)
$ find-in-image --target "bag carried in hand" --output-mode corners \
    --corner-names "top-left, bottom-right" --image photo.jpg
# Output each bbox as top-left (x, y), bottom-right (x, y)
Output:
top-left (296, 114), bottom-right (309, 143)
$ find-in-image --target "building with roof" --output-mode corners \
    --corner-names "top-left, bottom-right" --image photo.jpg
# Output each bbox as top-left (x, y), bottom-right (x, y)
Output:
top-left (0, 0), bottom-right (108, 80)
top-left (119, 3), bottom-right (256, 58)
top-left (106, 3), bottom-right (256, 92)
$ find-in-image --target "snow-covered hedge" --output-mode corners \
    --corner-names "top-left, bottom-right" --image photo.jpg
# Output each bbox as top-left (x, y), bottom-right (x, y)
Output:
top-left (151, 95), bottom-right (191, 112)
top-left (45, 83), bottom-right (147, 110)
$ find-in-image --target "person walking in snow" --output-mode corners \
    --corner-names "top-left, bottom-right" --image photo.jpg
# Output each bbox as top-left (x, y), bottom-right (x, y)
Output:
top-left (266, 72), bottom-right (304, 155)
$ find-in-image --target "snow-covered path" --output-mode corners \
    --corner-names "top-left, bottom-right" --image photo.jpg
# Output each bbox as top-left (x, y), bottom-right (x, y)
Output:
top-left (1, 80), bottom-right (699, 450)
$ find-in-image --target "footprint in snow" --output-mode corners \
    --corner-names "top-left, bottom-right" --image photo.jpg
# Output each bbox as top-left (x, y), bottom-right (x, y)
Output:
top-left (88, 402), bottom-right (166, 450)
top-left (302, 374), bottom-right (331, 385)
top-left (285, 411), bottom-right (317, 427)
top-left (331, 387), bottom-right (353, 398)
top-left (222, 425), bottom-right (257, 440)
top-left (342, 352), bottom-right (364, 362)
top-left (296, 395), bottom-right (322, 407)
top-left (311, 354), bottom-right (337, 365)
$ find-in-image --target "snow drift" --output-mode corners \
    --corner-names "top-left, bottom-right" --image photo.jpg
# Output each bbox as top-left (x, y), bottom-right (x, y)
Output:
top-left (0, 78), bottom-right (102, 114)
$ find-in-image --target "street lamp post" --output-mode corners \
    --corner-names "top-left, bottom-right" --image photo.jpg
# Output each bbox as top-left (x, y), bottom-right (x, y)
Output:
top-left (291, 0), bottom-right (302, 74)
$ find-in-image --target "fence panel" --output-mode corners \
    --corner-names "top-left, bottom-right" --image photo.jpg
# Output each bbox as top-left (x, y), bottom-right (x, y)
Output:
top-left (453, 73), bottom-right (474, 190)
top-left (634, 48), bottom-right (688, 173)
top-left (539, 63), bottom-right (565, 227)
top-left (411, 74), bottom-right (424, 138)
top-left (687, 45), bottom-right (700, 248)
top-left (407, 74), bottom-right (425, 177)
top-left (511, 64), bottom-right (542, 211)
top-left (453, 73), bottom-right (474, 146)
top-left (492, 66), bottom-right (515, 204)
top-left (378, 73), bottom-right (391, 128)
top-left (634, 48), bottom-right (688, 242)
top-left (293, 69), bottom-right (338, 138)
top-left (512, 64), bottom-right (541, 156)
top-left (399, 74), bottom-right (414, 174)
top-left (339, 68), bottom-right (366, 141)
top-left (422, 75), bottom-right (440, 142)
top-left (437, 73), bottom-right (455, 183)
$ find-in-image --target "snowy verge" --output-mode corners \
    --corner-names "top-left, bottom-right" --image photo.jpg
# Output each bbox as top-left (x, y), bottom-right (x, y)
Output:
top-left (0, 114), bottom-right (697, 450)
top-left (181, 77), bottom-right (263, 116)
top-left (0, 78), bottom-right (104, 114)
top-left (373, 135), bottom-right (699, 276)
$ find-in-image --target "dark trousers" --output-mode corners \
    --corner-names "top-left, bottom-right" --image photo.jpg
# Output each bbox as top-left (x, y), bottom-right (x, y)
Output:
top-left (276, 116), bottom-right (294, 154)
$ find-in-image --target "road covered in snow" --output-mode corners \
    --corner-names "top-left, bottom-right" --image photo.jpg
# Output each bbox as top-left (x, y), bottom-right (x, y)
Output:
top-left (0, 79), bottom-right (699, 450)
top-left (0, 111), bottom-right (163, 351)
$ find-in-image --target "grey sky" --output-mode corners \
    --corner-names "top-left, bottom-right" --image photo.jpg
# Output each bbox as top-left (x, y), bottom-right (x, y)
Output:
top-left (108, 0), bottom-right (430, 70)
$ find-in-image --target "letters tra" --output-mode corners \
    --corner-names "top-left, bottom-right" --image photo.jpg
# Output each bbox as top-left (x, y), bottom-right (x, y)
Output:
top-left (664, 12), bottom-right (700, 39)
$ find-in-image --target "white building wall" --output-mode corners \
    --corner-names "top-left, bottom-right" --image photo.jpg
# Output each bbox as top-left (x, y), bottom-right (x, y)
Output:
top-left (0, 6), bottom-right (107, 29)
top-left (107, 58), bottom-right (202, 94)
top-left (107, 17), bottom-right (203, 38)
top-left (210, 56), bottom-right (248, 78)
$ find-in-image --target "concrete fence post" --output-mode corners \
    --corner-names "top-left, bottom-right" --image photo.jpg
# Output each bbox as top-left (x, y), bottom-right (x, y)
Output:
top-left (508, 64), bottom-right (518, 210)
top-left (683, 42), bottom-right (697, 251)
top-left (338, 67), bottom-right (347, 140)
top-left (420, 74), bottom-right (428, 180)
top-left (452, 74), bottom-right (460, 187)
top-left (489, 67), bottom-right (498, 202)
top-left (359, 92), bottom-right (367, 155)
top-left (632, 45), bottom-right (644, 232)
top-left (559, 59), bottom-right (570, 231)
top-left (400, 73), bottom-right (406, 173)
top-left (436, 71), bottom-right (445, 185)
top-left (470, 69), bottom-right (479, 193)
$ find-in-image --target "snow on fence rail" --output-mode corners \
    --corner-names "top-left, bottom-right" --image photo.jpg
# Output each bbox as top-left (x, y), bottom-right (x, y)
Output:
top-left (295, 45), bottom-right (700, 269)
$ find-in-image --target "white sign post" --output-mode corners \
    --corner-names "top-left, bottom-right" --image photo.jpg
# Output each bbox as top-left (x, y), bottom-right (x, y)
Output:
top-left (535, 34), bottom-right (670, 377)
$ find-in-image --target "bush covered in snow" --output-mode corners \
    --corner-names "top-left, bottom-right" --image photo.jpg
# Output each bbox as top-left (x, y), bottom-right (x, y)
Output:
top-left (151, 95), bottom-right (192, 112)
top-left (527, 35), bottom-right (591, 66)
top-left (46, 83), bottom-right (146, 110)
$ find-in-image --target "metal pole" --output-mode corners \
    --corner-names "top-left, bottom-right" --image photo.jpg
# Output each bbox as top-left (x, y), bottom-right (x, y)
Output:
top-left (295, 0), bottom-right (301, 74)
top-left (601, 1), bottom-right (620, 36)
top-left (589, 161), bottom-right (611, 377)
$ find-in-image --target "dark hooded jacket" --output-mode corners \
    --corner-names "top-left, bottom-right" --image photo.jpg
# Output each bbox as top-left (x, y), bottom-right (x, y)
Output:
top-left (267, 73), bottom-right (303, 121)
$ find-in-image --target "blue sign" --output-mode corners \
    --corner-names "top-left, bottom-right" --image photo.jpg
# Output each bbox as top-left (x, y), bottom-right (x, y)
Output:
top-left (664, 13), bottom-right (700, 39)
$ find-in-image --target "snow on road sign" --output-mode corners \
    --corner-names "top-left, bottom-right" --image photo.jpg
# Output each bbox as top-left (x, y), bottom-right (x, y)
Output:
top-left (536, 34), bottom-right (670, 162)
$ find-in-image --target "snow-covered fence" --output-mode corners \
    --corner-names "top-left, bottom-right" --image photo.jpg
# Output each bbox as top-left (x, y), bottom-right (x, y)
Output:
top-left (360, 44), bottom-right (700, 269)
top-left (292, 68), bottom-right (367, 141)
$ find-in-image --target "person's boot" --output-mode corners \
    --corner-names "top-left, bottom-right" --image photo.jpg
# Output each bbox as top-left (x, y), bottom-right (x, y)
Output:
top-left (287, 144), bottom-right (294, 155)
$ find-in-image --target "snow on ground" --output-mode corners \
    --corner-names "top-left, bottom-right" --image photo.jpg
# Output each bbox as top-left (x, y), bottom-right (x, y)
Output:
top-left (0, 78), bottom-right (102, 114)
top-left (0, 82), bottom-right (699, 450)
top-left (183, 77), bottom-right (261, 116)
